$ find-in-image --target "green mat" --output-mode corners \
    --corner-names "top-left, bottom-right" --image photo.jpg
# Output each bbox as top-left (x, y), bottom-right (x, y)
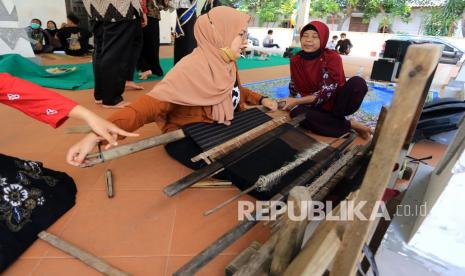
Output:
top-left (0, 54), bottom-right (290, 90)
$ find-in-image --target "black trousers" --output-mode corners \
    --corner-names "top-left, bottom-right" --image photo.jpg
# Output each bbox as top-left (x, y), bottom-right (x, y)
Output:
top-left (290, 76), bottom-right (368, 137)
top-left (137, 17), bottom-right (163, 76)
top-left (174, 9), bottom-right (197, 65)
top-left (93, 20), bottom-right (142, 105)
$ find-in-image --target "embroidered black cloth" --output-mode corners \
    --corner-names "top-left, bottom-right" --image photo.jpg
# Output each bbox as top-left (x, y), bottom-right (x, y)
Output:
top-left (0, 154), bottom-right (77, 272)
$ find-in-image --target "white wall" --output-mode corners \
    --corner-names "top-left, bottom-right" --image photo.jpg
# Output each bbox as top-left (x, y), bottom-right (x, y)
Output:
top-left (14, 0), bottom-right (67, 28)
top-left (247, 27), bottom-right (293, 49)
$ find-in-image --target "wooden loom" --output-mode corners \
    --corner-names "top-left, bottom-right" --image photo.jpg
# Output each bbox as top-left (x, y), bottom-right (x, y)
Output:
top-left (222, 44), bottom-right (442, 276)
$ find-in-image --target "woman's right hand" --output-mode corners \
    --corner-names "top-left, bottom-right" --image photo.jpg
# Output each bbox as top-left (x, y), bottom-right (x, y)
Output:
top-left (66, 133), bottom-right (101, 166)
top-left (280, 97), bottom-right (300, 110)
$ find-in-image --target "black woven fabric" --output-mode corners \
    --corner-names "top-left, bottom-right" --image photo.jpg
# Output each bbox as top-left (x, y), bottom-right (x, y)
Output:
top-left (182, 108), bottom-right (272, 150)
top-left (165, 126), bottom-right (331, 200)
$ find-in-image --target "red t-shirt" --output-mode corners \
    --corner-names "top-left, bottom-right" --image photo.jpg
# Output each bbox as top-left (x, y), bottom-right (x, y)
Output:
top-left (0, 73), bottom-right (77, 128)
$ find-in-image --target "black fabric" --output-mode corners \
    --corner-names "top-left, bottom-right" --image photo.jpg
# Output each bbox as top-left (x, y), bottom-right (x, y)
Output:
top-left (137, 17), bottom-right (163, 76)
top-left (414, 98), bottom-right (465, 141)
top-left (92, 19), bottom-right (142, 105)
top-left (298, 49), bottom-right (322, 60)
top-left (290, 76), bottom-right (368, 137)
top-left (57, 26), bottom-right (91, 56)
top-left (165, 126), bottom-right (328, 200)
top-left (182, 108), bottom-right (272, 150)
top-left (0, 154), bottom-right (77, 272)
top-left (174, 9), bottom-right (197, 64)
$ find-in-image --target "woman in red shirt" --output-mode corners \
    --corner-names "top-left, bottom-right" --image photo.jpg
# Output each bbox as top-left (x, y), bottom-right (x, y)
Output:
top-left (281, 21), bottom-right (372, 139)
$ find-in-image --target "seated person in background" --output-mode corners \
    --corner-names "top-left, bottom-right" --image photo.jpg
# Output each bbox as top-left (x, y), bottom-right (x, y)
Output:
top-left (44, 20), bottom-right (62, 50)
top-left (57, 13), bottom-right (91, 56)
top-left (335, 32), bottom-right (353, 55)
top-left (281, 21), bottom-right (372, 139)
top-left (262, 29), bottom-right (280, 48)
top-left (26, 19), bottom-right (53, 54)
top-left (66, 7), bottom-right (278, 166)
top-left (327, 35), bottom-right (338, 50)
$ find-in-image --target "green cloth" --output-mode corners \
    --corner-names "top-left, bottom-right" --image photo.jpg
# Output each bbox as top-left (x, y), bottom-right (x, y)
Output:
top-left (0, 54), bottom-right (290, 91)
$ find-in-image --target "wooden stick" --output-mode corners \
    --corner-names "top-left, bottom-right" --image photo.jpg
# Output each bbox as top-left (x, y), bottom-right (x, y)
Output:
top-left (233, 234), bottom-right (279, 276)
top-left (106, 169), bottom-right (114, 198)
top-left (192, 179), bottom-right (232, 188)
top-left (330, 44), bottom-right (442, 276)
top-left (283, 199), bottom-right (350, 276)
top-left (270, 186), bottom-right (311, 276)
top-left (191, 116), bottom-right (289, 162)
top-left (84, 129), bottom-right (185, 166)
top-left (38, 231), bottom-right (130, 276)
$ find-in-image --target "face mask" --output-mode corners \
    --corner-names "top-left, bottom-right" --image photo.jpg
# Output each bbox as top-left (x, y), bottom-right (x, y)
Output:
top-left (48, 26), bottom-right (56, 30)
top-left (31, 23), bottom-right (40, 29)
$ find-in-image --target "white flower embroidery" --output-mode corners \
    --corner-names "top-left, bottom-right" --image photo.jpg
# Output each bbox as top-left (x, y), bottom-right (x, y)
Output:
top-left (37, 196), bottom-right (45, 206)
top-left (0, 177), bottom-right (7, 186)
top-left (3, 184), bottom-right (29, 207)
top-left (46, 109), bottom-right (58, 115)
top-left (7, 94), bottom-right (20, 100)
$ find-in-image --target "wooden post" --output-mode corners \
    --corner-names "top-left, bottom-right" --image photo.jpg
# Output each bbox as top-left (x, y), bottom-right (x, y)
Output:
top-left (269, 186), bottom-right (311, 276)
top-left (329, 44), bottom-right (442, 276)
top-left (38, 231), bottom-right (130, 276)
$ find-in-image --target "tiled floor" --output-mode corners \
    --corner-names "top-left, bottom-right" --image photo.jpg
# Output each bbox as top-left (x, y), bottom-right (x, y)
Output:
top-left (2, 47), bottom-right (448, 275)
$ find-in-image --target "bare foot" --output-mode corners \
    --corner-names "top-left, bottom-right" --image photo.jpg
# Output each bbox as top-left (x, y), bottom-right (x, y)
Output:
top-left (138, 70), bottom-right (152, 80)
top-left (350, 119), bottom-right (373, 140)
top-left (125, 81), bottom-right (144, 90)
top-left (102, 101), bottom-right (130, 109)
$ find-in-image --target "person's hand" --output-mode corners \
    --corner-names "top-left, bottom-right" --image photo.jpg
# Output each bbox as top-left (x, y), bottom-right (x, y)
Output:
top-left (141, 13), bottom-right (148, 28)
top-left (280, 97), bottom-right (300, 110)
top-left (66, 133), bottom-right (100, 166)
top-left (262, 98), bottom-right (278, 111)
top-left (61, 22), bottom-right (67, 28)
top-left (35, 43), bottom-right (43, 50)
top-left (68, 105), bottom-right (139, 147)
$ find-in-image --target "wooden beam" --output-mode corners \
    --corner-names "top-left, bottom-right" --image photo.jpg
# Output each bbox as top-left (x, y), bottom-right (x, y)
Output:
top-left (270, 186), bottom-right (311, 276)
top-left (329, 44), bottom-right (442, 276)
top-left (38, 231), bottom-right (130, 276)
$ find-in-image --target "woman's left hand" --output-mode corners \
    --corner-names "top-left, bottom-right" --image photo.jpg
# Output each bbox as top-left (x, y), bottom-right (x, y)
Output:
top-left (262, 98), bottom-right (278, 111)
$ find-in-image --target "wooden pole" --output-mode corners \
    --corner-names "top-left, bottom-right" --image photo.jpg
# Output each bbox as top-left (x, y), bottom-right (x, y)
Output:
top-left (330, 44), bottom-right (442, 276)
top-left (269, 187), bottom-right (311, 276)
top-left (38, 231), bottom-right (130, 276)
top-left (84, 129), bottom-right (185, 166)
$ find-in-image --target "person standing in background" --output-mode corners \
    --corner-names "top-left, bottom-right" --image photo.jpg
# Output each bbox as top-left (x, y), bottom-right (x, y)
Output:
top-left (82, 0), bottom-right (144, 108)
top-left (138, 0), bottom-right (164, 80)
